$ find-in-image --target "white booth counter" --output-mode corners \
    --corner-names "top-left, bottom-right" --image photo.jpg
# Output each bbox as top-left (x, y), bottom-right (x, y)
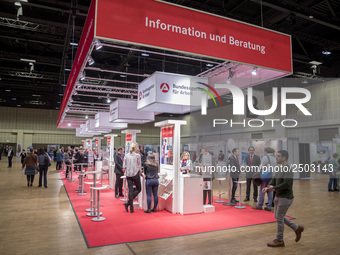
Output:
top-left (179, 175), bottom-right (203, 215)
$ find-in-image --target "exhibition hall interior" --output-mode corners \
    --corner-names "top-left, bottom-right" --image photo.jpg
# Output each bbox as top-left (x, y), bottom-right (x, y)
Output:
top-left (0, 0), bottom-right (339, 254)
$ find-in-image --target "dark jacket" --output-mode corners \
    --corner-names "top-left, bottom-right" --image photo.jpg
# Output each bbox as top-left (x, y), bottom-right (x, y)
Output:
top-left (229, 154), bottom-right (240, 178)
top-left (245, 154), bottom-right (261, 178)
top-left (144, 163), bottom-right (159, 179)
top-left (114, 152), bottom-right (124, 174)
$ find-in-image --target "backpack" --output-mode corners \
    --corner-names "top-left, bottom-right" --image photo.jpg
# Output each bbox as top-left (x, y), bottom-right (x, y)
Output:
top-left (44, 154), bottom-right (51, 167)
top-left (260, 155), bottom-right (273, 182)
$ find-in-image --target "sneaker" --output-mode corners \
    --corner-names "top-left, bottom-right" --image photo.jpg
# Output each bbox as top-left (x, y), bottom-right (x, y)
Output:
top-left (267, 239), bottom-right (285, 247)
top-left (295, 225), bottom-right (304, 242)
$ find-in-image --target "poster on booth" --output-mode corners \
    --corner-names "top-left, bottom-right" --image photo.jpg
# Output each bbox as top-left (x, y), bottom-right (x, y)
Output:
top-left (125, 133), bottom-right (132, 154)
top-left (161, 126), bottom-right (173, 165)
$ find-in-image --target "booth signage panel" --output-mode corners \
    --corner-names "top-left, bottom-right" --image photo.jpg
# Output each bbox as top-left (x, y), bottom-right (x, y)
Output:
top-left (137, 72), bottom-right (205, 113)
top-left (136, 74), bottom-right (156, 110)
top-left (126, 133), bottom-right (132, 142)
top-left (109, 99), bottom-right (155, 123)
top-left (96, 0), bottom-right (292, 73)
top-left (95, 112), bottom-right (128, 129)
top-left (161, 126), bottom-right (174, 138)
top-left (58, 0), bottom-right (95, 125)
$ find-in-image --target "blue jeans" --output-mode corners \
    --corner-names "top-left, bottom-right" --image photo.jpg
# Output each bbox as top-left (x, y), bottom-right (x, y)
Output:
top-left (145, 179), bottom-right (159, 210)
top-left (257, 181), bottom-right (273, 209)
top-left (39, 165), bottom-right (48, 187)
top-left (328, 173), bottom-right (338, 190)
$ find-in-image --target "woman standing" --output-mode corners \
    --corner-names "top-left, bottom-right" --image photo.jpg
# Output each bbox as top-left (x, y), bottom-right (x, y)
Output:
top-left (20, 149), bottom-right (27, 165)
top-left (56, 149), bottom-right (63, 170)
top-left (143, 153), bottom-right (159, 213)
top-left (122, 142), bottom-right (142, 213)
top-left (64, 149), bottom-right (72, 178)
top-left (180, 151), bottom-right (192, 174)
top-left (37, 148), bottom-right (51, 188)
top-left (22, 148), bottom-right (37, 187)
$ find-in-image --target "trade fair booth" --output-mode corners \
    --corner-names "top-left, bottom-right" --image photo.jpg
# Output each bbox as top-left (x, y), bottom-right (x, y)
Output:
top-left (55, 0), bottom-right (300, 247)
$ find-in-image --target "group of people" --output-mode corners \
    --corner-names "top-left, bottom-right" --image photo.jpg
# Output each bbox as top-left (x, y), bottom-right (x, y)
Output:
top-left (114, 143), bottom-right (159, 214)
top-left (22, 148), bottom-right (51, 188)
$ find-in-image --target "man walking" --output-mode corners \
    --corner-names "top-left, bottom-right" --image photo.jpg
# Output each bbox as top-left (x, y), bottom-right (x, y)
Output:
top-left (263, 150), bottom-right (304, 247)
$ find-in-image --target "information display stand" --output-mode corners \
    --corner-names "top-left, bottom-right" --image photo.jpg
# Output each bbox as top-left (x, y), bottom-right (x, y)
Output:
top-left (155, 120), bottom-right (194, 214)
top-left (104, 134), bottom-right (118, 190)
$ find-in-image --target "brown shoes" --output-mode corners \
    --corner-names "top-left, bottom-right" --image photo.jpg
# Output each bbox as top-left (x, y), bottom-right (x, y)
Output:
top-left (295, 225), bottom-right (304, 242)
top-left (264, 207), bottom-right (272, 211)
top-left (267, 239), bottom-right (285, 247)
top-left (253, 206), bottom-right (262, 210)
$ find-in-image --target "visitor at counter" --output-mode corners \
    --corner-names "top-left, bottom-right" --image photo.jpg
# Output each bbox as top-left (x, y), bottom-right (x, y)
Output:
top-left (114, 147), bottom-right (125, 198)
top-left (20, 149), bottom-right (27, 165)
top-left (56, 149), bottom-right (63, 170)
top-left (122, 142), bottom-right (142, 213)
top-left (7, 146), bottom-right (14, 168)
top-left (64, 149), bottom-right (72, 178)
top-left (244, 146), bottom-right (261, 202)
top-left (37, 148), bottom-right (51, 188)
top-left (74, 148), bottom-right (80, 171)
top-left (328, 153), bottom-right (339, 192)
top-left (180, 151), bottom-right (192, 174)
top-left (76, 150), bottom-right (86, 173)
top-left (263, 150), bottom-right (304, 247)
top-left (143, 153), bottom-right (159, 213)
top-left (22, 148), bottom-right (37, 187)
top-left (229, 148), bottom-right (241, 205)
top-left (253, 147), bottom-right (276, 211)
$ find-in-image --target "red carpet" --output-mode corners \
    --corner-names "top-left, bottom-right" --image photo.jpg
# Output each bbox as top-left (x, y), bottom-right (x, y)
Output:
top-left (60, 171), bottom-right (292, 248)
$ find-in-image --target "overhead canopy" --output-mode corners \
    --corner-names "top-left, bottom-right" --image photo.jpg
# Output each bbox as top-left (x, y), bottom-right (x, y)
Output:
top-left (58, 0), bottom-right (292, 128)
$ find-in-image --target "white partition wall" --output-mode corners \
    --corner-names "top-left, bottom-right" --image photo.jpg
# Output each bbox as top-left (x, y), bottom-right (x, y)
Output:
top-left (155, 120), bottom-right (187, 214)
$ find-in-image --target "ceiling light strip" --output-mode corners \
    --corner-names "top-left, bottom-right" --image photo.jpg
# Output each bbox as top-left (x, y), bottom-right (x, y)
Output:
top-left (101, 43), bottom-right (221, 64)
top-left (84, 67), bottom-right (149, 77)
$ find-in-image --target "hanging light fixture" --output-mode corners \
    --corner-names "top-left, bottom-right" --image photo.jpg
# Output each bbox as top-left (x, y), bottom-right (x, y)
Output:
top-left (251, 67), bottom-right (257, 76)
top-left (94, 39), bottom-right (103, 50)
top-left (88, 56), bottom-right (95, 65)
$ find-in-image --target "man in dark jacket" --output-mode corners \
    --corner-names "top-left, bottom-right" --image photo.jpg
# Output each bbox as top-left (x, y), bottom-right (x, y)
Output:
top-left (114, 147), bottom-right (125, 198)
top-left (229, 148), bottom-right (241, 204)
top-left (7, 146), bottom-right (14, 168)
top-left (244, 146), bottom-right (261, 202)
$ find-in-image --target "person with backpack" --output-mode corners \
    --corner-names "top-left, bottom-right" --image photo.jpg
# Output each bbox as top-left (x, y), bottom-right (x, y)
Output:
top-left (37, 148), bottom-right (51, 188)
top-left (253, 147), bottom-right (276, 211)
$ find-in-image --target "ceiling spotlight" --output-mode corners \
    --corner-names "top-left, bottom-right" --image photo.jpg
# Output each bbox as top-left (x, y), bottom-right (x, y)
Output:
top-left (85, 115), bottom-right (88, 119)
top-left (206, 63), bottom-right (213, 67)
top-left (68, 123), bottom-right (71, 127)
top-left (87, 56), bottom-right (95, 66)
top-left (29, 62), bottom-right (34, 73)
top-left (5, 89), bottom-right (11, 92)
top-left (251, 67), bottom-right (257, 76)
top-left (79, 72), bottom-right (86, 81)
top-left (65, 68), bottom-right (71, 71)
top-left (15, 2), bottom-right (23, 20)
top-left (17, 105), bottom-right (21, 107)
top-left (61, 83), bottom-right (67, 87)
top-left (12, 98), bottom-right (17, 100)
top-left (70, 42), bottom-right (78, 46)
top-left (322, 50), bottom-right (331, 55)
top-left (107, 94), bottom-right (111, 103)
top-left (20, 58), bottom-right (36, 63)
top-left (94, 39), bottom-right (102, 50)
top-left (226, 78), bottom-right (231, 84)
top-left (120, 74), bottom-right (127, 78)
top-left (141, 53), bottom-right (149, 57)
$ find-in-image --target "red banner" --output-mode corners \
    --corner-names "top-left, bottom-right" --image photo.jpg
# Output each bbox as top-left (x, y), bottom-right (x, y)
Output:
top-left (161, 126), bottom-right (174, 138)
top-left (126, 133), bottom-right (132, 142)
top-left (57, 0), bottom-right (95, 126)
top-left (96, 0), bottom-right (292, 73)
